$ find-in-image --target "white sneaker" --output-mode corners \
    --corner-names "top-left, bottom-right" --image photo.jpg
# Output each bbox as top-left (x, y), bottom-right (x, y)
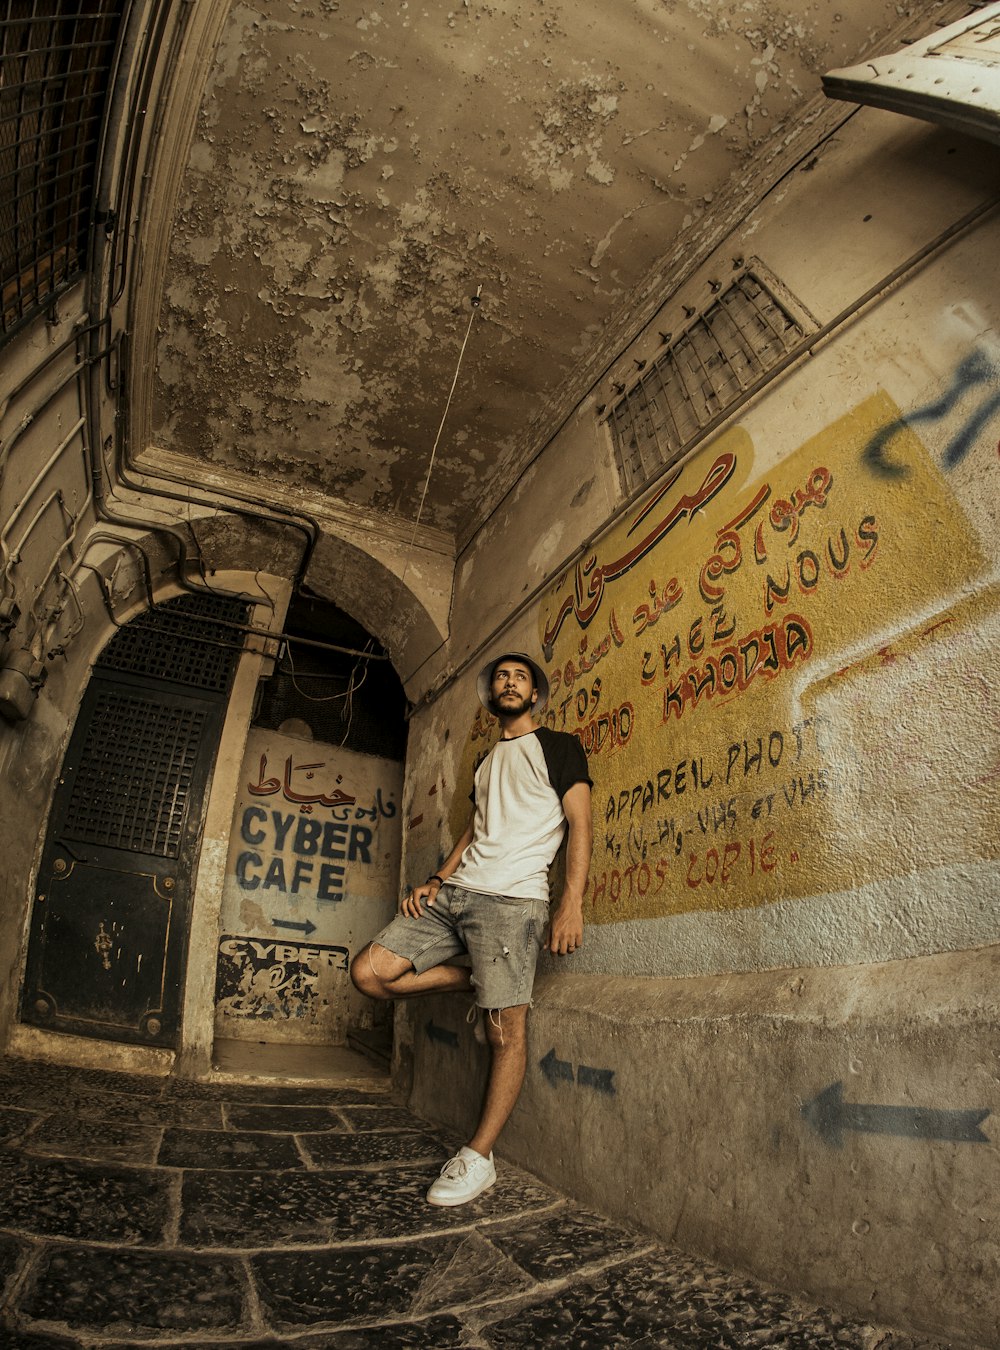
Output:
top-left (426, 1146), bottom-right (496, 1206)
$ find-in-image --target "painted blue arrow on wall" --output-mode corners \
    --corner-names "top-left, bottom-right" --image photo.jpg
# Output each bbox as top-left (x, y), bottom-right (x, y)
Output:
top-left (539, 1048), bottom-right (574, 1087)
top-left (802, 1081), bottom-right (990, 1148)
top-left (578, 1064), bottom-right (616, 1095)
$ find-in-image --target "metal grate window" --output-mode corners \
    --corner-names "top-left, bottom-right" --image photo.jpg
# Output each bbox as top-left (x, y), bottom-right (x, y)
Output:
top-left (609, 263), bottom-right (816, 495)
top-left (63, 690), bottom-right (207, 857)
top-left (1, 0), bottom-right (126, 342)
top-left (98, 594), bottom-right (251, 694)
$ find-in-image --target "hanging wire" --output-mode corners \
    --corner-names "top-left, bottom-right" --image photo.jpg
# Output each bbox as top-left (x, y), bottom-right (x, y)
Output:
top-left (401, 286), bottom-right (482, 586)
top-left (279, 639), bottom-right (372, 744)
top-left (283, 637), bottom-right (374, 706)
top-left (337, 646), bottom-right (372, 745)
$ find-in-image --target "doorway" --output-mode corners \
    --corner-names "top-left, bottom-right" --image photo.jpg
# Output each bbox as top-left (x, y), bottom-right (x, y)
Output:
top-left (211, 593), bottom-right (408, 1071)
top-left (20, 593), bottom-right (249, 1047)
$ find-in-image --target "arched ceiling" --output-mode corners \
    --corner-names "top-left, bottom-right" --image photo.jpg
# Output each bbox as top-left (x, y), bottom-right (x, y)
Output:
top-left (149, 0), bottom-right (925, 550)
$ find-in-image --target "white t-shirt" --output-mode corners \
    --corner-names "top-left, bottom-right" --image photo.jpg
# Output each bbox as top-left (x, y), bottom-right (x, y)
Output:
top-left (449, 728), bottom-right (591, 902)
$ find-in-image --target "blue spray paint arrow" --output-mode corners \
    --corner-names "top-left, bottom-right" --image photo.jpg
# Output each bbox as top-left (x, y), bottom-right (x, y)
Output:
top-left (426, 1020), bottom-right (458, 1049)
top-left (802, 1081), bottom-right (990, 1148)
top-left (272, 918), bottom-right (317, 937)
top-left (540, 1048), bottom-right (615, 1095)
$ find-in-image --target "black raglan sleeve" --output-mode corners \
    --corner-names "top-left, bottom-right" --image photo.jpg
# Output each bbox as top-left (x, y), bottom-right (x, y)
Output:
top-left (536, 727), bottom-right (592, 800)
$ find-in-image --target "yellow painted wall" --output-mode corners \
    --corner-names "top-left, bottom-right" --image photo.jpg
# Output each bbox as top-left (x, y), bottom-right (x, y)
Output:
top-left (537, 389), bottom-right (991, 921)
top-left (432, 343), bottom-right (1000, 964)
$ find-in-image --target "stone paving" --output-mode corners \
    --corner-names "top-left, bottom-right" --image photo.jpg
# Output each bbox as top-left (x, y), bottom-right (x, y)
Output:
top-left (0, 1054), bottom-right (955, 1349)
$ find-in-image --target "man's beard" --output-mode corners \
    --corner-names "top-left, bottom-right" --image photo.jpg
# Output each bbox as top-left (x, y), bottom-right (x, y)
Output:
top-left (490, 691), bottom-right (534, 718)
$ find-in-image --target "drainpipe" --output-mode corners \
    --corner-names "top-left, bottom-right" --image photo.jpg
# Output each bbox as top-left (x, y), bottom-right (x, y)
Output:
top-left (94, 0), bottom-right (151, 232)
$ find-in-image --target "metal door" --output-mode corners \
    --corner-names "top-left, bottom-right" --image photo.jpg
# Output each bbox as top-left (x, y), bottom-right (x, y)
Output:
top-left (20, 594), bottom-right (248, 1047)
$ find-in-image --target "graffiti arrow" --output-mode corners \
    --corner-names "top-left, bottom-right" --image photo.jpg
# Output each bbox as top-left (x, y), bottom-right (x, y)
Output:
top-left (539, 1049), bottom-right (615, 1094)
top-left (578, 1063), bottom-right (617, 1096)
top-left (272, 918), bottom-right (317, 936)
top-left (802, 1081), bottom-right (990, 1148)
top-left (426, 1020), bottom-right (458, 1049)
top-left (539, 1048), bottom-right (575, 1088)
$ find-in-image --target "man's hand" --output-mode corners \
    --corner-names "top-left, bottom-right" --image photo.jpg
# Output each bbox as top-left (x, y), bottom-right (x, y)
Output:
top-left (400, 881), bottom-right (440, 918)
top-left (547, 896), bottom-right (583, 955)
top-left (548, 778), bottom-right (591, 956)
top-left (401, 816), bottom-right (473, 919)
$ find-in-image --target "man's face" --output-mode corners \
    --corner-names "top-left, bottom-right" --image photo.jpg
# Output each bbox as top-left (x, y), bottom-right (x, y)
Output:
top-left (490, 661), bottom-right (537, 717)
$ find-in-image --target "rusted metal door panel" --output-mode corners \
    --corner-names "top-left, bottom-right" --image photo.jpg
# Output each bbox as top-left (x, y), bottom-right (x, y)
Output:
top-left (20, 594), bottom-right (249, 1048)
top-left (21, 673), bottom-right (225, 1046)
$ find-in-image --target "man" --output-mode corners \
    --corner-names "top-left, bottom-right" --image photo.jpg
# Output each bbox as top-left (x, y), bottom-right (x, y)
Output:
top-left (350, 651), bottom-right (593, 1206)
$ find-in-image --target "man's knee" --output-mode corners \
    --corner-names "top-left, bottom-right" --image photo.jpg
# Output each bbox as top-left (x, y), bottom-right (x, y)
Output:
top-left (483, 1004), bottom-right (528, 1049)
top-left (350, 947), bottom-right (374, 995)
top-left (350, 943), bottom-right (389, 998)
top-left (350, 942), bottom-right (410, 998)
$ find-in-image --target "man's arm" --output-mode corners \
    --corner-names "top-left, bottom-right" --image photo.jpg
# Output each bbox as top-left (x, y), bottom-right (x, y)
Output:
top-left (400, 811), bottom-right (475, 918)
top-left (547, 780), bottom-right (593, 955)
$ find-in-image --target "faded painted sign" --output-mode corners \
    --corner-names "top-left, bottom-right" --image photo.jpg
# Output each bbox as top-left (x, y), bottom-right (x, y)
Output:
top-left (215, 728), bottom-right (402, 1043)
top-left (514, 384), bottom-right (993, 924)
top-left (215, 935), bottom-right (349, 1023)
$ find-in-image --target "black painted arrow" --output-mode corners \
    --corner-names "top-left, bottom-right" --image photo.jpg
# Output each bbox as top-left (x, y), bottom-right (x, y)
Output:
top-left (802, 1081), bottom-right (990, 1148)
top-left (539, 1048), bottom-right (615, 1095)
top-left (272, 918), bottom-right (317, 936)
top-left (578, 1063), bottom-right (616, 1096)
top-left (426, 1020), bottom-right (458, 1048)
top-left (539, 1047), bottom-right (574, 1088)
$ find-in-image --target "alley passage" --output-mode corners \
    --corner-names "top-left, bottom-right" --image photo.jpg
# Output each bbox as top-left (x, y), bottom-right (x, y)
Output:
top-left (0, 1055), bottom-right (950, 1348)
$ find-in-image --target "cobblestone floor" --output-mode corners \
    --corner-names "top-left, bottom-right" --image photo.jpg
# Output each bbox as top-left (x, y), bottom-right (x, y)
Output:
top-left (0, 1054), bottom-right (957, 1349)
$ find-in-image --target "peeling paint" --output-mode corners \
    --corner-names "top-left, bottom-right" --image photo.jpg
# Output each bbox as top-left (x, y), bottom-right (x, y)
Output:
top-left (152, 0), bottom-right (932, 542)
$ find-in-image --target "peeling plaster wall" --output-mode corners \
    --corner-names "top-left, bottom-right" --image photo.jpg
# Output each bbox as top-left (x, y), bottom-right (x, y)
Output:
top-left (151, 0), bottom-right (939, 544)
top-left (399, 107), bottom-right (1000, 1342)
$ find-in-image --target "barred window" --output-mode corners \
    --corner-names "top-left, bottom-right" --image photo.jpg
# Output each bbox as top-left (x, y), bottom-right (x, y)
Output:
top-left (609, 262), bottom-right (816, 495)
top-left (0, 0), bottom-right (126, 343)
top-left (98, 593), bottom-right (252, 695)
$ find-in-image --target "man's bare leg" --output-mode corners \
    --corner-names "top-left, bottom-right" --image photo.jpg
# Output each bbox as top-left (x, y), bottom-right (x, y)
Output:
top-left (468, 1003), bottom-right (529, 1158)
top-left (426, 1003), bottom-right (529, 1205)
top-left (350, 942), bottom-right (473, 1001)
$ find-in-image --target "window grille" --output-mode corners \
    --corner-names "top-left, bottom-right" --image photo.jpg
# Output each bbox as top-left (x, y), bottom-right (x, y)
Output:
top-left (0, 0), bottom-right (126, 343)
top-left (609, 262), bottom-right (816, 495)
top-left (98, 593), bottom-right (251, 695)
top-left (62, 690), bottom-right (208, 857)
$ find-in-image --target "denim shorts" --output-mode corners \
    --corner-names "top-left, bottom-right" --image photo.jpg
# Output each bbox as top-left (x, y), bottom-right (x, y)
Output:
top-left (372, 882), bottom-right (548, 1009)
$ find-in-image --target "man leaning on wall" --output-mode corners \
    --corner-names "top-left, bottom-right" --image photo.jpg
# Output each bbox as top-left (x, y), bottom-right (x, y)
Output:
top-left (351, 650), bottom-right (593, 1205)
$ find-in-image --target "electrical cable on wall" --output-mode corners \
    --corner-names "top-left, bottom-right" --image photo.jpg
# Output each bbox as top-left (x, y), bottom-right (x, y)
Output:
top-left (401, 285), bottom-right (482, 588)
